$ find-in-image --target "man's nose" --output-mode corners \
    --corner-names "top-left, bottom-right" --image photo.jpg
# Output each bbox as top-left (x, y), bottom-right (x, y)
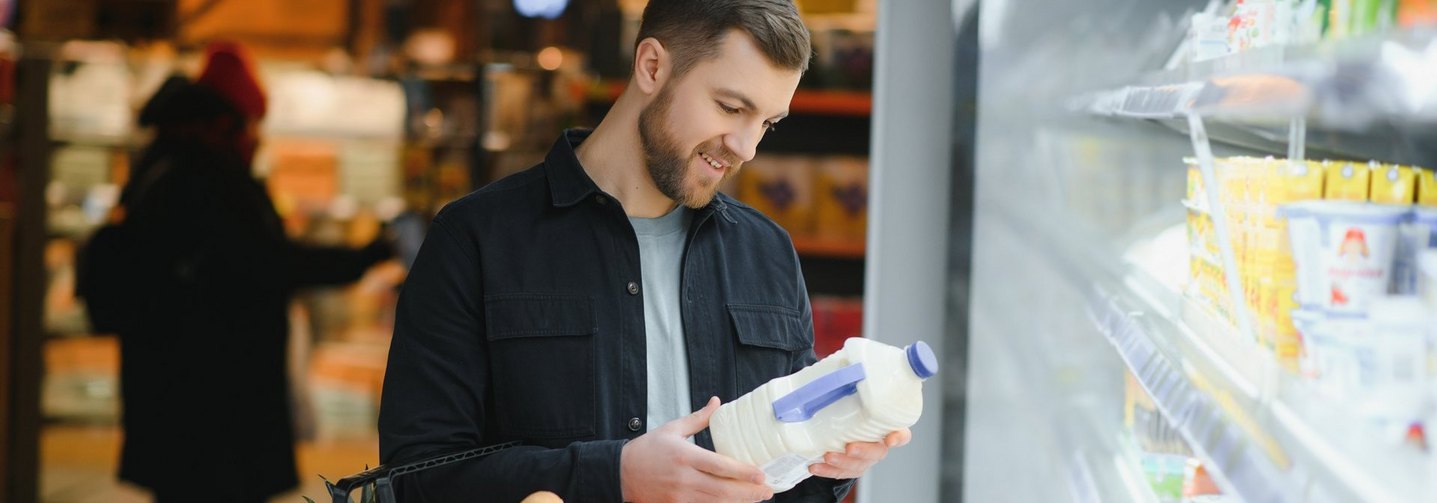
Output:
top-left (724, 127), bottom-right (760, 163)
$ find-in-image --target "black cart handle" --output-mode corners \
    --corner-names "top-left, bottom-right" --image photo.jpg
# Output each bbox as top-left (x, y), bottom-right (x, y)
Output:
top-left (326, 442), bottom-right (522, 503)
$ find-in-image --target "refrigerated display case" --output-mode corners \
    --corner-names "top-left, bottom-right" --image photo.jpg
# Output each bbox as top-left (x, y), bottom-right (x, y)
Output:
top-left (963, 0), bottom-right (1437, 501)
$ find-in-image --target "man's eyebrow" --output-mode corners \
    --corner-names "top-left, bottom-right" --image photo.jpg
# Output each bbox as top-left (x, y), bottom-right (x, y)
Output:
top-left (715, 88), bottom-right (788, 121)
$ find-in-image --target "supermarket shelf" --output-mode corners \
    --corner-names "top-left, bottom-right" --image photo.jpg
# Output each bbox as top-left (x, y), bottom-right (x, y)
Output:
top-left (1095, 223), bottom-right (1435, 503)
top-left (50, 132), bottom-right (144, 149)
top-left (1090, 285), bottom-right (1290, 502)
top-left (973, 200), bottom-right (1168, 503)
top-left (791, 236), bottom-right (865, 259)
top-left (1078, 28), bottom-right (1437, 125)
top-left (786, 90), bottom-right (872, 117)
top-left (588, 80), bottom-right (872, 117)
top-left (1151, 118), bottom-right (1437, 168)
top-left (990, 195), bottom-right (1433, 502)
top-left (1074, 28), bottom-right (1437, 165)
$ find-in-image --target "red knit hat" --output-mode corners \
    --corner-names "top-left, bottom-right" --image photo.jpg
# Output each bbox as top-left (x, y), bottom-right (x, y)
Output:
top-left (196, 41), bottom-right (266, 120)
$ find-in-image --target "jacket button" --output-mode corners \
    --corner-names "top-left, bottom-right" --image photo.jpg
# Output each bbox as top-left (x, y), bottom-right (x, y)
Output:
top-left (595, 194), bottom-right (608, 205)
top-left (628, 417), bottom-right (643, 431)
top-left (626, 281), bottom-right (639, 295)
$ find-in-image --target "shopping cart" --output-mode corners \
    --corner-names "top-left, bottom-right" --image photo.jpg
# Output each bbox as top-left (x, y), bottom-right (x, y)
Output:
top-left (320, 441), bottom-right (520, 503)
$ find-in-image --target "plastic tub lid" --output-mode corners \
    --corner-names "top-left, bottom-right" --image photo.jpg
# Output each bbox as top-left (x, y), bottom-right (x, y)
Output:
top-left (1299, 201), bottom-right (1411, 225)
top-left (906, 341), bottom-right (938, 380)
top-left (1368, 296), bottom-right (1429, 325)
top-left (1414, 207), bottom-right (1437, 225)
top-left (1277, 203), bottom-right (1310, 218)
top-left (1290, 308), bottom-right (1326, 325)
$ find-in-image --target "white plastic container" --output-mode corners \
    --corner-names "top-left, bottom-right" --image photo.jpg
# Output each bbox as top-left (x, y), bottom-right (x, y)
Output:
top-left (1414, 208), bottom-right (1437, 250)
top-left (1301, 298), bottom-right (1430, 443)
top-left (1281, 201), bottom-right (1410, 313)
top-left (709, 337), bottom-right (937, 491)
top-left (1393, 208), bottom-right (1437, 294)
top-left (1291, 308), bottom-right (1326, 379)
top-left (1421, 249), bottom-right (1437, 308)
top-left (1281, 205), bottom-right (1325, 307)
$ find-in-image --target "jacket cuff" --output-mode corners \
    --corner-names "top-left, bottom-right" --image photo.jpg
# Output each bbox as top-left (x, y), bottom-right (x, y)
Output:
top-left (578, 439), bottom-right (628, 502)
top-left (780, 475), bottom-right (856, 502)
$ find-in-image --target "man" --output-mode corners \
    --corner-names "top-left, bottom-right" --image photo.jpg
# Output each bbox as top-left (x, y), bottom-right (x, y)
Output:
top-left (378, 1), bottom-right (909, 501)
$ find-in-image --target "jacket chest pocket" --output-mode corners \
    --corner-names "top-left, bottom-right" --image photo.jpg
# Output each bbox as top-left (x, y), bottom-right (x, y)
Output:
top-left (485, 294), bottom-right (597, 439)
top-left (728, 304), bottom-right (809, 395)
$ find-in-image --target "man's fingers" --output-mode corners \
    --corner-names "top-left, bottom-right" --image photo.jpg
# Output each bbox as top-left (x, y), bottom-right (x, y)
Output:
top-left (808, 462), bottom-right (848, 479)
top-left (691, 469), bottom-right (774, 502)
top-left (841, 441), bottom-right (889, 462)
top-left (519, 491), bottom-right (563, 503)
top-left (823, 450), bottom-right (870, 472)
top-left (669, 396), bottom-right (721, 436)
top-left (884, 428), bottom-right (913, 447)
top-left (689, 447), bottom-right (766, 485)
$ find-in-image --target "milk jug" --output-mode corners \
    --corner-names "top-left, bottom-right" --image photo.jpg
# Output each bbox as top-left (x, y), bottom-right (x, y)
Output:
top-left (709, 337), bottom-right (937, 491)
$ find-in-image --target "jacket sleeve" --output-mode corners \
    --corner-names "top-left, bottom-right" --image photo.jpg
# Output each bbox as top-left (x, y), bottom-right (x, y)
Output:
top-left (284, 238), bottom-right (390, 288)
top-left (775, 249), bottom-right (857, 503)
top-left (377, 214), bottom-right (626, 503)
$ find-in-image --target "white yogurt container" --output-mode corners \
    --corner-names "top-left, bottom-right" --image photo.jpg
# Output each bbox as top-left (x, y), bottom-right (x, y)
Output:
top-left (1281, 202), bottom-right (1411, 314)
top-left (1393, 208), bottom-right (1437, 294)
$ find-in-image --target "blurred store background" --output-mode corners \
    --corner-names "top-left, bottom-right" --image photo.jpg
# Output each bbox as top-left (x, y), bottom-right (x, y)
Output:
top-left (0, 1), bottom-right (879, 501)
top-left (8, 0), bottom-right (1437, 502)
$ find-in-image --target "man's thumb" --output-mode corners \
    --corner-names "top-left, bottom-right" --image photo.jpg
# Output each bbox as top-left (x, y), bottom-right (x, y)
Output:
top-left (672, 396), bottom-right (721, 435)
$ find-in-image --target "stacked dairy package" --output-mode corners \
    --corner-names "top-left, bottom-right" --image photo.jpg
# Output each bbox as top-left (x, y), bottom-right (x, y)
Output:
top-left (1186, 156), bottom-right (1437, 445)
top-left (1278, 161), bottom-right (1437, 445)
top-left (1184, 157), bottom-right (1324, 365)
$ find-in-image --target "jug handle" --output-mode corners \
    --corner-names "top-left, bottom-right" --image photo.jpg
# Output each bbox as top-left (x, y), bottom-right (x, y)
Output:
top-left (772, 363), bottom-right (866, 423)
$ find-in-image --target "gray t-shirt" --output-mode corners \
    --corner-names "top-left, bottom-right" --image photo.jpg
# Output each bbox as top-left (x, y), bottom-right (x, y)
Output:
top-left (629, 205), bottom-right (694, 432)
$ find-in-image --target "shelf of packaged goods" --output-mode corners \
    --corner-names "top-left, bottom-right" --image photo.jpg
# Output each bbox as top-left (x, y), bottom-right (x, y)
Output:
top-left (1075, 28), bottom-right (1437, 133)
top-left (49, 133), bottom-right (144, 149)
top-left (791, 236), bottom-right (865, 259)
top-left (588, 80), bottom-right (871, 117)
top-left (1092, 223), bottom-right (1436, 503)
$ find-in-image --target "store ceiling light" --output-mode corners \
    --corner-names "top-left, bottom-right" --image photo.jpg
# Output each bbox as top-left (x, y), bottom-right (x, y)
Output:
top-left (515, 0), bottom-right (568, 19)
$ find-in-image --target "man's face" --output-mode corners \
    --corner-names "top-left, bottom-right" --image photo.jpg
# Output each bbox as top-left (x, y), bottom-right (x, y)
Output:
top-left (639, 29), bottom-right (803, 209)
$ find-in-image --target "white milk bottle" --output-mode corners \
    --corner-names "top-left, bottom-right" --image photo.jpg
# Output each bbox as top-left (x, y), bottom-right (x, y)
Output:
top-left (709, 337), bottom-right (937, 492)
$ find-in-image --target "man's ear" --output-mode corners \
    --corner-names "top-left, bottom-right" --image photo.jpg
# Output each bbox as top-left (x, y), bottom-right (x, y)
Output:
top-left (633, 37), bottom-right (668, 96)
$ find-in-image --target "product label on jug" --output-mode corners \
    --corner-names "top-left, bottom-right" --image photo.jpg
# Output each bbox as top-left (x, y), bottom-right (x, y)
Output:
top-left (761, 453), bottom-right (826, 490)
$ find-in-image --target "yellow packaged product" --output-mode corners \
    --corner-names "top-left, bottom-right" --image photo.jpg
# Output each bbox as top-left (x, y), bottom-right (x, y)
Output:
top-left (1281, 160), bottom-right (1326, 202)
top-left (737, 154), bottom-right (814, 236)
top-left (1185, 158), bottom-right (1203, 203)
top-left (1187, 208), bottom-right (1218, 258)
top-left (1416, 167), bottom-right (1437, 207)
top-left (1323, 160), bottom-right (1370, 201)
top-left (812, 156), bottom-right (869, 242)
top-left (1250, 277), bottom-right (1272, 349)
top-left (1370, 164), bottom-right (1416, 204)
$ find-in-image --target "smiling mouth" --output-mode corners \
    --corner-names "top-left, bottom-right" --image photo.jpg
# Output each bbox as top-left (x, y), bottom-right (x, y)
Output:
top-left (698, 151), bottom-right (729, 170)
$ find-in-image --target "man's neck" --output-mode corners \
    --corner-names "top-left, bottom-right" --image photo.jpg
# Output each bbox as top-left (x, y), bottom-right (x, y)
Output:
top-left (575, 85), bottom-right (679, 219)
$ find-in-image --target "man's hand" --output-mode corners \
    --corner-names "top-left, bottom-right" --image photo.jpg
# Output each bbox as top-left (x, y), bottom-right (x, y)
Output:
top-left (621, 397), bottom-right (774, 503)
top-left (807, 428), bottom-right (912, 480)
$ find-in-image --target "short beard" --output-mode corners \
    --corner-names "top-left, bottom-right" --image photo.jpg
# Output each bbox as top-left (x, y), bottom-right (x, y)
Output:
top-left (639, 84), bottom-right (720, 209)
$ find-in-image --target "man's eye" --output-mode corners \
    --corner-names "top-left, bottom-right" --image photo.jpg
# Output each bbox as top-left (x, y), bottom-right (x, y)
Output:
top-left (718, 102), bottom-right (740, 114)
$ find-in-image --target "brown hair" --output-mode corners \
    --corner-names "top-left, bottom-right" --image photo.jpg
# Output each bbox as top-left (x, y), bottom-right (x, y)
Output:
top-left (636, 0), bottom-right (811, 79)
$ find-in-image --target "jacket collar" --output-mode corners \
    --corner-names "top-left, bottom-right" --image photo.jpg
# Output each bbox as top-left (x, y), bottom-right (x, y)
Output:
top-left (545, 129), bottom-right (601, 208)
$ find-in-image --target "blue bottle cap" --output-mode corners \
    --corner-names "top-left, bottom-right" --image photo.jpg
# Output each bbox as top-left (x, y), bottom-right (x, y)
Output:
top-left (906, 341), bottom-right (938, 380)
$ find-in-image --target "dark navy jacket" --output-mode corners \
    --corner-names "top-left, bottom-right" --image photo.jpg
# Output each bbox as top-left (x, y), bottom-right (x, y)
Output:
top-left (379, 129), bottom-right (855, 502)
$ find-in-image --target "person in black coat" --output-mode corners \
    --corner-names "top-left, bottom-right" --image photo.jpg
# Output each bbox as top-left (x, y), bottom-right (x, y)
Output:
top-left (112, 45), bottom-right (391, 502)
